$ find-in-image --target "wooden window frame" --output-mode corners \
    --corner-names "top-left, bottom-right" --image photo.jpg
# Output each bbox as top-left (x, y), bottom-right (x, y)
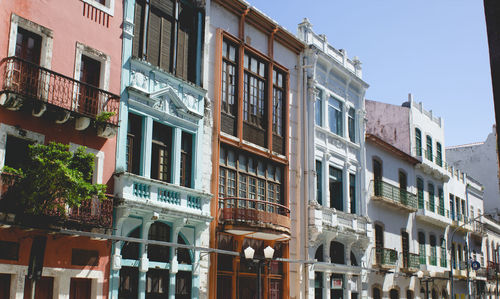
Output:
top-left (328, 96), bottom-right (343, 136)
top-left (218, 32), bottom-right (289, 156)
top-left (415, 128), bottom-right (422, 156)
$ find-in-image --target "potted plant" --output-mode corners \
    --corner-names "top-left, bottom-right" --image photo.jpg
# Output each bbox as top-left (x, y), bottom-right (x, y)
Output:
top-left (95, 111), bottom-right (118, 138)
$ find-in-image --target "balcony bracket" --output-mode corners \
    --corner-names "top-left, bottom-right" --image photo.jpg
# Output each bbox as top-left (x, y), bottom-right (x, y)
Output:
top-left (32, 102), bottom-right (47, 117)
top-left (55, 111), bottom-right (71, 124)
top-left (75, 116), bottom-right (91, 131)
top-left (97, 123), bottom-right (118, 138)
top-left (0, 92), bottom-right (23, 111)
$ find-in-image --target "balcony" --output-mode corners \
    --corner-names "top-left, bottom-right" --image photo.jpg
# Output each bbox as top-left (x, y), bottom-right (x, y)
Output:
top-left (371, 180), bottom-right (418, 213)
top-left (308, 203), bottom-right (370, 243)
top-left (450, 214), bottom-right (472, 232)
top-left (219, 197), bottom-right (291, 241)
top-left (0, 172), bottom-right (113, 231)
top-left (401, 253), bottom-right (420, 273)
top-left (471, 220), bottom-right (485, 239)
top-left (114, 172), bottom-right (212, 222)
top-left (487, 262), bottom-right (499, 280)
top-left (416, 201), bottom-right (451, 227)
top-left (413, 148), bottom-right (450, 182)
top-left (0, 57), bottom-right (119, 137)
top-left (374, 248), bottom-right (398, 269)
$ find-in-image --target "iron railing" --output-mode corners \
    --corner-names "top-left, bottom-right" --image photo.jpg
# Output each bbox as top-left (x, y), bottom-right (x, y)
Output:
top-left (403, 252), bottom-right (420, 270)
top-left (376, 248), bottom-right (398, 267)
top-left (373, 180), bottom-right (418, 209)
top-left (0, 56), bottom-right (119, 125)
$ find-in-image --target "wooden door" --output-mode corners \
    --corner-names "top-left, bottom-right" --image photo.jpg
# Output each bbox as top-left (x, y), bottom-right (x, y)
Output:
top-left (373, 160), bottom-right (382, 196)
top-left (69, 278), bottom-right (91, 299)
top-left (375, 224), bottom-right (383, 264)
top-left (79, 55), bottom-right (101, 115)
top-left (0, 274), bottom-right (10, 299)
top-left (14, 27), bottom-right (41, 96)
top-left (24, 277), bottom-right (53, 299)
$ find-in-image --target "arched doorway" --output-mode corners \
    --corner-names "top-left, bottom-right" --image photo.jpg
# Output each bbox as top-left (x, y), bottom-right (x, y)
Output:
top-left (372, 286), bottom-right (381, 299)
top-left (389, 288), bottom-right (399, 299)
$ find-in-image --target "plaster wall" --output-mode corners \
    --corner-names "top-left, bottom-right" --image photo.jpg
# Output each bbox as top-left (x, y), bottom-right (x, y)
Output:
top-left (409, 100), bottom-right (445, 160)
top-left (446, 126), bottom-right (500, 213)
top-left (365, 100), bottom-right (411, 155)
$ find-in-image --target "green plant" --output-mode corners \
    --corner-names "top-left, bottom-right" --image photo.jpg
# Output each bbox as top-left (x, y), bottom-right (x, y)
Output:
top-left (95, 111), bottom-right (116, 123)
top-left (1, 142), bottom-right (106, 216)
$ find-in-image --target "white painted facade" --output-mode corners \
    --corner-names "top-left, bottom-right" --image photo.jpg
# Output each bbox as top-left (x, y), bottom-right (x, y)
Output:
top-left (297, 18), bottom-right (370, 299)
top-left (446, 125), bottom-right (500, 216)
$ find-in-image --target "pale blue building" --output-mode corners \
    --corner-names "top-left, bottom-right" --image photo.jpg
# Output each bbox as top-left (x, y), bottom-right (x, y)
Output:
top-left (110, 0), bottom-right (212, 298)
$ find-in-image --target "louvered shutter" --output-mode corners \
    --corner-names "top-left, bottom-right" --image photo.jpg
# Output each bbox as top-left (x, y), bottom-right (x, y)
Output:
top-left (146, 9), bottom-right (161, 67)
top-left (132, 0), bottom-right (144, 58)
top-left (176, 3), bottom-right (195, 82)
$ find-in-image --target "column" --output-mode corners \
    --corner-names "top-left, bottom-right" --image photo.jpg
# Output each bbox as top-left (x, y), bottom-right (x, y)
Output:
top-left (53, 275), bottom-right (71, 299)
top-left (343, 162), bottom-right (350, 213)
top-left (141, 116), bottom-right (153, 178)
top-left (169, 219), bottom-right (186, 298)
top-left (323, 153), bottom-right (330, 208)
top-left (343, 102), bottom-right (348, 139)
top-left (172, 127), bottom-right (182, 185)
top-left (325, 273), bottom-right (331, 299)
top-left (11, 271), bottom-right (26, 299)
top-left (138, 220), bottom-right (153, 299)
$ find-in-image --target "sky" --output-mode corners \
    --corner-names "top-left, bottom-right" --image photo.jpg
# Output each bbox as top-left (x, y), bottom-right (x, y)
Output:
top-left (246, 0), bottom-right (495, 147)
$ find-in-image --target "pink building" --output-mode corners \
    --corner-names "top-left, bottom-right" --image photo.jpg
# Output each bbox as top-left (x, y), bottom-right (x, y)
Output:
top-left (0, 0), bottom-right (122, 298)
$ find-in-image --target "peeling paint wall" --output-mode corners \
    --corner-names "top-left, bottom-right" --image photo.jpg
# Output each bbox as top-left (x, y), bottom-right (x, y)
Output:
top-left (366, 100), bottom-right (411, 154)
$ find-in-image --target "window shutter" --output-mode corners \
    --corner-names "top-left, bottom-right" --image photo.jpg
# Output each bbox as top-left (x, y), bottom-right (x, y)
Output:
top-left (160, 18), bottom-right (173, 71)
top-left (132, 1), bottom-right (144, 58)
top-left (151, 0), bottom-right (174, 17)
top-left (176, 3), bottom-right (195, 82)
top-left (147, 10), bottom-right (161, 67)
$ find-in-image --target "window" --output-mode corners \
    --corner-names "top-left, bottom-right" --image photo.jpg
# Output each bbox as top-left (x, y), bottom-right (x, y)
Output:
top-left (133, 0), bottom-right (200, 83)
top-left (151, 122), bottom-right (173, 182)
top-left (315, 89), bottom-right (322, 126)
top-left (415, 128), bottom-right (422, 156)
top-left (272, 68), bottom-right (285, 136)
top-left (430, 235), bottom-right (437, 265)
top-left (71, 249), bottom-right (99, 266)
top-left (348, 107), bottom-right (355, 142)
top-left (78, 55), bottom-right (101, 115)
top-left (373, 287), bottom-right (381, 299)
top-left (180, 132), bottom-right (193, 188)
top-left (399, 171), bottom-right (407, 204)
top-left (461, 200), bottom-right (466, 219)
top-left (243, 53), bottom-right (266, 128)
top-left (329, 166), bottom-right (343, 211)
top-left (328, 97), bottom-right (343, 136)
top-left (440, 237), bottom-right (446, 267)
top-left (0, 241), bottom-right (19, 261)
top-left (417, 178), bottom-right (424, 209)
top-left (428, 183), bottom-right (435, 212)
top-left (330, 241), bottom-right (345, 264)
top-left (438, 187), bottom-right (444, 216)
top-left (82, 0), bottom-right (116, 15)
top-left (15, 27), bottom-right (42, 64)
top-left (4, 135), bottom-right (33, 170)
top-left (316, 160), bottom-right (322, 205)
top-left (349, 173), bottom-right (356, 214)
top-left (418, 232), bottom-right (426, 265)
top-left (373, 158), bottom-right (382, 196)
top-left (374, 224), bottom-right (384, 265)
top-left (219, 145), bottom-right (283, 207)
top-left (219, 36), bottom-right (288, 152)
top-left (436, 142), bottom-right (442, 166)
top-left (148, 222), bottom-right (171, 262)
top-left (426, 135), bottom-right (433, 161)
top-left (450, 194), bottom-right (455, 220)
top-left (146, 269), bottom-right (170, 296)
top-left (127, 113), bottom-right (142, 175)
top-left (221, 40), bottom-right (237, 117)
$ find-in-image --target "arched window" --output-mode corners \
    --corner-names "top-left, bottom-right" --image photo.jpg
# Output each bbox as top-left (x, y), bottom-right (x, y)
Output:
top-left (418, 231), bottom-right (426, 265)
top-left (330, 241), bottom-right (345, 264)
top-left (373, 159), bottom-right (382, 196)
top-left (314, 271), bottom-right (323, 299)
top-left (121, 227), bottom-right (140, 260)
top-left (399, 170), bottom-right (408, 204)
top-left (315, 245), bottom-right (324, 262)
top-left (351, 251), bottom-right (358, 266)
top-left (389, 288), bottom-right (399, 299)
top-left (148, 222), bottom-right (171, 263)
top-left (430, 235), bottom-right (437, 265)
top-left (428, 183), bottom-right (435, 212)
top-left (415, 128), bottom-right (422, 156)
top-left (417, 177), bottom-right (424, 209)
top-left (407, 289), bottom-right (414, 299)
top-left (426, 135), bottom-right (433, 161)
top-left (373, 287), bottom-right (381, 299)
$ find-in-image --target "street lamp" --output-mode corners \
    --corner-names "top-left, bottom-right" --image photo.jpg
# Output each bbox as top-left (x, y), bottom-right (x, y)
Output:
top-left (244, 245), bottom-right (275, 299)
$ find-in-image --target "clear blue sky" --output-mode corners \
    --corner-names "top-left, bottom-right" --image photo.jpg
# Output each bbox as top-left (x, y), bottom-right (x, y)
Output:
top-left (247, 0), bottom-right (495, 146)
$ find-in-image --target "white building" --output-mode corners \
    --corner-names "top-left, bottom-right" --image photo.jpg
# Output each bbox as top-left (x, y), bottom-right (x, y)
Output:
top-left (446, 125), bottom-right (500, 217)
top-left (297, 18), bottom-right (371, 299)
top-left (365, 97), bottom-right (485, 299)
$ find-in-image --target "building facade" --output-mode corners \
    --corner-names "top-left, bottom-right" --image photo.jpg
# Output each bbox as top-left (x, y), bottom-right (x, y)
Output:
top-left (365, 97), bottom-right (486, 299)
top-left (205, 0), bottom-right (304, 298)
top-left (297, 19), bottom-right (371, 299)
top-left (109, 0), bottom-right (212, 298)
top-left (0, 0), bottom-right (122, 297)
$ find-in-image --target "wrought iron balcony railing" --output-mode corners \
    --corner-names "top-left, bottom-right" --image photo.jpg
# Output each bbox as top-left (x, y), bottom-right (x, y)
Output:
top-left (219, 197), bottom-right (291, 232)
top-left (0, 56), bottom-right (119, 125)
top-left (375, 248), bottom-right (398, 267)
top-left (402, 252), bottom-right (420, 271)
top-left (372, 180), bottom-right (418, 210)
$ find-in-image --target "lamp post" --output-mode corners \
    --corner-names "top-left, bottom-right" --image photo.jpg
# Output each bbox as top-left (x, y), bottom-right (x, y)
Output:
top-left (449, 213), bottom-right (491, 299)
top-left (244, 245), bottom-right (275, 299)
